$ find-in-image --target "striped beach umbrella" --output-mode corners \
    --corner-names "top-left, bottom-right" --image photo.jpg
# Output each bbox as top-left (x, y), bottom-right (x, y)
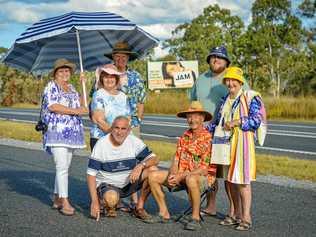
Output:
top-left (1, 11), bottom-right (159, 74)
top-left (1, 11), bottom-right (159, 106)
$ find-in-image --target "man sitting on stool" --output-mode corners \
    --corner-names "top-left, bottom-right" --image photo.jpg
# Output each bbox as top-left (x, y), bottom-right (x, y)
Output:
top-left (145, 101), bottom-right (216, 231)
top-left (87, 116), bottom-right (159, 220)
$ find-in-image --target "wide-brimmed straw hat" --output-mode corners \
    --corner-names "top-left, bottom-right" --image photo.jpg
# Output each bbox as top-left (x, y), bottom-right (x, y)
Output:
top-left (223, 66), bottom-right (245, 84)
top-left (51, 58), bottom-right (76, 76)
top-left (177, 101), bottom-right (212, 121)
top-left (104, 41), bottom-right (138, 60)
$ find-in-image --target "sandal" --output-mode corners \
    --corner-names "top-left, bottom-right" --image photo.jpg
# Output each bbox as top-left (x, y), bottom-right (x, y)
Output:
top-left (105, 206), bottom-right (117, 218)
top-left (118, 202), bottom-right (136, 213)
top-left (132, 208), bottom-right (154, 223)
top-left (59, 207), bottom-right (75, 216)
top-left (144, 215), bottom-right (173, 224)
top-left (200, 210), bottom-right (217, 217)
top-left (184, 218), bottom-right (202, 231)
top-left (219, 216), bottom-right (240, 226)
top-left (235, 221), bottom-right (252, 231)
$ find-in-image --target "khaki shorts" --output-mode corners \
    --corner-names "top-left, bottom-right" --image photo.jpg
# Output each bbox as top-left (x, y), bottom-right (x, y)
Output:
top-left (167, 175), bottom-right (209, 194)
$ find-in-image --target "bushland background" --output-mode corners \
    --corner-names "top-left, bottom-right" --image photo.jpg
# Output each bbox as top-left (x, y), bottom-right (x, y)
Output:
top-left (0, 1), bottom-right (315, 120)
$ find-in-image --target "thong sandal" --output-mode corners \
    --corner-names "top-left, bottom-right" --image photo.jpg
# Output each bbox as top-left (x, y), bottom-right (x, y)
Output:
top-left (235, 221), bottom-right (252, 231)
top-left (59, 207), bottom-right (75, 216)
top-left (219, 216), bottom-right (240, 226)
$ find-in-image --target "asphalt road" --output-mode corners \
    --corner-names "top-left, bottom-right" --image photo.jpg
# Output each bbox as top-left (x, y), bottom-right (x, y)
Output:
top-left (0, 144), bottom-right (315, 237)
top-left (0, 108), bottom-right (315, 159)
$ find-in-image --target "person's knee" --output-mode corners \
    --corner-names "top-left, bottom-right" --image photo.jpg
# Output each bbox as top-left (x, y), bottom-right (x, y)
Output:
top-left (147, 165), bottom-right (158, 172)
top-left (104, 190), bottom-right (119, 208)
top-left (148, 170), bottom-right (167, 187)
top-left (185, 174), bottom-right (199, 189)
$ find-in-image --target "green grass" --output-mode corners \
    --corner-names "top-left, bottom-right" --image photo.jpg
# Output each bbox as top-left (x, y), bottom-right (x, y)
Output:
top-left (1, 120), bottom-right (315, 182)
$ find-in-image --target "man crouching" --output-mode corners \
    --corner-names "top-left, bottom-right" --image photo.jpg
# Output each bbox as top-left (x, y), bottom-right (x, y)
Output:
top-left (146, 101), bottom-right (216, 231)
top-left (87, 116), bottom-right (159, 220)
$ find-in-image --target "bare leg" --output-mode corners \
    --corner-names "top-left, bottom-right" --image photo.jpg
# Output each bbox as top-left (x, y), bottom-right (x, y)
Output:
top-left (239, 184), bottom-right (252, 223)
top-left (104, 190), bottom-right (120, 217)
top-left (185, 174), bottom-right (202, 221)
top-left (203, 179), bottom-right (217, 214)
top-left (225, 181), bottom-right (235, 217)
top-left (229, 182), bottom-right (242, 219)
top-left (148, 170), bottom-right (170, 218)
top-left (137, 166), bottom-right (158, 210)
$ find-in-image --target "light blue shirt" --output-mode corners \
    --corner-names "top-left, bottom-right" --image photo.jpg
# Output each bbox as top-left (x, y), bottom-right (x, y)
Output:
top-left (190, 70), bottom-right (249, 115)
top-left (90, 89), bottom-right (130, 139)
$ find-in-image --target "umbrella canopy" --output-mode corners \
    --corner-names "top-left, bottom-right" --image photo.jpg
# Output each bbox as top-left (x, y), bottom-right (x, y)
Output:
top-left (1, 11), bottom-right (159, 75)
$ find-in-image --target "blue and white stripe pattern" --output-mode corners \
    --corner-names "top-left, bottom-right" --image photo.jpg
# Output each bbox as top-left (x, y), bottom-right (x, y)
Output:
top-left (2, 11), bottom-right (159, 74)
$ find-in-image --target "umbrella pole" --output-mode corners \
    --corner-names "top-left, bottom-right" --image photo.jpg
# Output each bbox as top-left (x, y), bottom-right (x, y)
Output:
top-left (76, 30), bottom-right (88, 107)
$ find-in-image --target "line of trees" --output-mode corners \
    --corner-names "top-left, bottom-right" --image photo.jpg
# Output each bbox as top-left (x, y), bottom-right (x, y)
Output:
top-left (0, 0), bottom-right (315, 106)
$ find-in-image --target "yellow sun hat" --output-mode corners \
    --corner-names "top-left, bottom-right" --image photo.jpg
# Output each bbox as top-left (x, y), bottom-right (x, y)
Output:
top-left (223, 66), bottom-right (245, 84)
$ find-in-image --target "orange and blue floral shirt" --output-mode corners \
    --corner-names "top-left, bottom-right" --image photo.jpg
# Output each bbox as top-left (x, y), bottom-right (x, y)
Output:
top-left (174, 127), bottom-right (216, 185)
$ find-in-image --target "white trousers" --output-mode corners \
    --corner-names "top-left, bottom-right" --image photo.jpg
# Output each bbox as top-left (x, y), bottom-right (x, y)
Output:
top-left (51, 147), bottom-right (74, 198)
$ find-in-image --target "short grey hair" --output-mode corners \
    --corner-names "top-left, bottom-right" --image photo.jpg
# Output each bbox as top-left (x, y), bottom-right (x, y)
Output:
top-left (112, 116), bottom-right (131, 127)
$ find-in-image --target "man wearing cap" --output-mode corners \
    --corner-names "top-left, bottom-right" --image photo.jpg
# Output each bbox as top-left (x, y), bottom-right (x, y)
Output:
top-left (105, 41), bottom-right (146, 138)
top-left (141, 101), bottom-right (216, 231)
top-left (191, 46), bottom-right (249, 217)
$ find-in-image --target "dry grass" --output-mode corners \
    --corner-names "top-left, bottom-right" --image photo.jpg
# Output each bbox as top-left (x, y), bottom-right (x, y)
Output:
top-left (145, 91), bottom-right (316, 121)
top-left (0, 120), bottom-right (315, 182)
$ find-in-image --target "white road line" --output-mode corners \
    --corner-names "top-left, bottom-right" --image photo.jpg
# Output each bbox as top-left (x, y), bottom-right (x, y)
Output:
top-left (256, 146), bottom-right (316, 156)
top-left (1, 118), bottom-right (315, 156)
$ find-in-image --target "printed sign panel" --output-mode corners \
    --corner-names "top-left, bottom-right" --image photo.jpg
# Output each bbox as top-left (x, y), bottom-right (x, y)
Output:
top-left (147, 61), bottom-right (199, 90)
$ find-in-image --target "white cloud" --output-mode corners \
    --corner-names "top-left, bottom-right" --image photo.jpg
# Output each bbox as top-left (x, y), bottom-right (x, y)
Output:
top-left (0, 0), bottom-right (255, 51)
top-left (140, 23), bottom-right (179, 39)
top-left (0, 0), bottom-right (254, 27)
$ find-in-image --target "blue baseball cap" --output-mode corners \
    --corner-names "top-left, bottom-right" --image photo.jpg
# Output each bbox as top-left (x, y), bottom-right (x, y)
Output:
top-left (206, 45), bottom-right (231, 65)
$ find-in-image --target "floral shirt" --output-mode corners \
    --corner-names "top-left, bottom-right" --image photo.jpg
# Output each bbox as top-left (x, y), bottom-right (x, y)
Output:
top-left (175, 128), bottom-right (216, 185)
top-left (120, 69), bottom-right (146, 127)
top-left (90, 88), bottom-right (130, 139)
top-left (41, 81), bottom-right (85, 153)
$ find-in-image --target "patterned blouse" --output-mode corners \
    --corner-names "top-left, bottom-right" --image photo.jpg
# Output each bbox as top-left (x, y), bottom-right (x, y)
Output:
top-left (41, 81), bottom-right (85, 153)
top-left (174, 128), bottom-right (217, 185)
top-left (207, 92), bottom-right (262, 133)
top-left (90, 88), bottom-right (130, 139)
top-left (120, 69), bottom-right (147, 127)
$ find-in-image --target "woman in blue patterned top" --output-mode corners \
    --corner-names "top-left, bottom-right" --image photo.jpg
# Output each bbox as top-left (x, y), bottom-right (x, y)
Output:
top-left (41, 58), bottom-right (88, 216)
top-left (90, 64), bottom-right (130, 150)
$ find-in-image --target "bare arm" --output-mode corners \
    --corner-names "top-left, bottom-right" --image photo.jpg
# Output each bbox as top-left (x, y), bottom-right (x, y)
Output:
top-left (91, 110), bottom-right (111, 134)
top-left (130, 155), bottom-right (159, 183)
top-left (48, 104), bottom-right (88, 115)
top-left (87, 174), bottom-right (100, 221)
top-left (137, 103), bottom-right (144, 120)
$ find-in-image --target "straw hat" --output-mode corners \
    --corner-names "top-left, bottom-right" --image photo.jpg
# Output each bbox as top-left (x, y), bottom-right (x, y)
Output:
top-left (177, 101), bottom-right (212, 121)
top-left (51, 58), bottom-right (76, 76)
top-left (223, 66), bottom-right (245, 84)
top-left (104, 41), bottom-right (138, 60)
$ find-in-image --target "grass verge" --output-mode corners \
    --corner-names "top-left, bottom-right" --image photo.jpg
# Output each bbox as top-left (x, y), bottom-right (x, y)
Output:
top-left (0, 120), bottom-right (315, 182)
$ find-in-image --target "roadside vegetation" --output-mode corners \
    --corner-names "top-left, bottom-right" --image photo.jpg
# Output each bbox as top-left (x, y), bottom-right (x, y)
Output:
top-left (1, 120), bottom-right (315, 182)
